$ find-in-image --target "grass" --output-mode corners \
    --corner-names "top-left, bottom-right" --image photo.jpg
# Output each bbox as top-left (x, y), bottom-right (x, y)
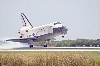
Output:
top-left (0, 51), bottom-right (100, 66)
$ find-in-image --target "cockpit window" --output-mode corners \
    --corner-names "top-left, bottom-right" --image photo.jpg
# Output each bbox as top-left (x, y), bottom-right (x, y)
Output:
top-left (57, 22), bottom-right (61, 24)
top-left (54, 23), bottom-right (57, 25)
top-left (54, 22), bottom-right (61, 25)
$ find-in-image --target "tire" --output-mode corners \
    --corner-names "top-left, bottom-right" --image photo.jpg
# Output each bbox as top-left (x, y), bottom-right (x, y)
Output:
top-left (44, 44), bottom-right (47, 47)
top-left (62, 36), bottom-right (64, 38)
top-left (29, 45), bottom-right (33, 48)
top-left (31, 45), bottom-right (33, 47)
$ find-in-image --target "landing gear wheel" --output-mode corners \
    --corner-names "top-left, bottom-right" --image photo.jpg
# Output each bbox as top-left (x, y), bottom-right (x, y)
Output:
top-left (29, 45), bottom-right (33, 48)
top-left (62, 36), bottom-right (64, 38)
top-left (44, 44), bottom-right (47, 47)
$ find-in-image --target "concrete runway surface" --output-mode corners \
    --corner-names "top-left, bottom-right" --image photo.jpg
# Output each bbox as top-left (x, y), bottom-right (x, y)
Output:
top-left (0, 47), bottom-right (100, 51)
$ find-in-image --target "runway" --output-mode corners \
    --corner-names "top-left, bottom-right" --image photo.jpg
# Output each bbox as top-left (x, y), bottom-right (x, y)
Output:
top-left (0, 47), bottom-right (100, 51)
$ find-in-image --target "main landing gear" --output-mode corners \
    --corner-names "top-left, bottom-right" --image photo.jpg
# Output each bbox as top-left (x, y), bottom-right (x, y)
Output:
top-left (28, 39), bottom-right (51, 48)
top-left (43, 44), bottom-right (47, 47)
top-left (28, 40), bottom-right (34, 48)
top-left (29, 44), bottom-right (33, 48)
top-left (43, 40), bottom-right (51, 47)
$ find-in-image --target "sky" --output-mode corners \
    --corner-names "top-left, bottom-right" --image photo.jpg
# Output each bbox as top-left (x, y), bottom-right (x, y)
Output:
top-left (0, 0), bottom-right (100, 40)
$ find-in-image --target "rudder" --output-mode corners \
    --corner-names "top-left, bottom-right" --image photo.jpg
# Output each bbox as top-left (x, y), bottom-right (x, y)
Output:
top-left (20, 13), bottom-right (33, 28)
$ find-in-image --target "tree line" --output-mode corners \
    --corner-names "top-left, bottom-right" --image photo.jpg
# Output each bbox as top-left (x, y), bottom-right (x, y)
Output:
top-left (35, 39), bottom-right (100, 47)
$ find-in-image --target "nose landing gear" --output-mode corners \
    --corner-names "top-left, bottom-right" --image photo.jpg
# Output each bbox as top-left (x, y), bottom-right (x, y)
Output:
top-left (62, 36), bottom-right (64, 38)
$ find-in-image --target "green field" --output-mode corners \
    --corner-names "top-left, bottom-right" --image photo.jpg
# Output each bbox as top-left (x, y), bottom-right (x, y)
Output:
top-left (0, 51), bottom-right (100, 66)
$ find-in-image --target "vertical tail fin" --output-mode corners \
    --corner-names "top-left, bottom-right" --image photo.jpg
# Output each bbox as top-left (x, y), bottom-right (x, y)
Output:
top-left (20, 13), bottom-right (33, 28)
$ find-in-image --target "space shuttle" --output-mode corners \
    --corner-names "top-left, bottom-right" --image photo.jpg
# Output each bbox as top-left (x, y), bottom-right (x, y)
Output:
top-left (6, 13), bottom-right (68, 48)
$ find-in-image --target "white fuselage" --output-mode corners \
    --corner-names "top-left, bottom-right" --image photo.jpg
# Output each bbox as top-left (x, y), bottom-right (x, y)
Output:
top-left (18, 22), bottom-right (68, 42)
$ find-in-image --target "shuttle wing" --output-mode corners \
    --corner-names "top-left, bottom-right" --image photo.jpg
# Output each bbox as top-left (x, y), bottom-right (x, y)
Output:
top-left (21, 13), bottom-right (33, 28)
top-left (6, 37), bottom-right (36, 43)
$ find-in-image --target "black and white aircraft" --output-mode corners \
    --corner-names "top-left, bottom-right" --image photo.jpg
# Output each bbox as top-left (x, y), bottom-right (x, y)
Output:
top-left (6, 13), bottom-right (68, 48)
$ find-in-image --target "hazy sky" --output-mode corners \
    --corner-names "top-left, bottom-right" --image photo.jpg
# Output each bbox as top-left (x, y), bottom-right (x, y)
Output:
top-left (0, 0), bottom-right (100, 40)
